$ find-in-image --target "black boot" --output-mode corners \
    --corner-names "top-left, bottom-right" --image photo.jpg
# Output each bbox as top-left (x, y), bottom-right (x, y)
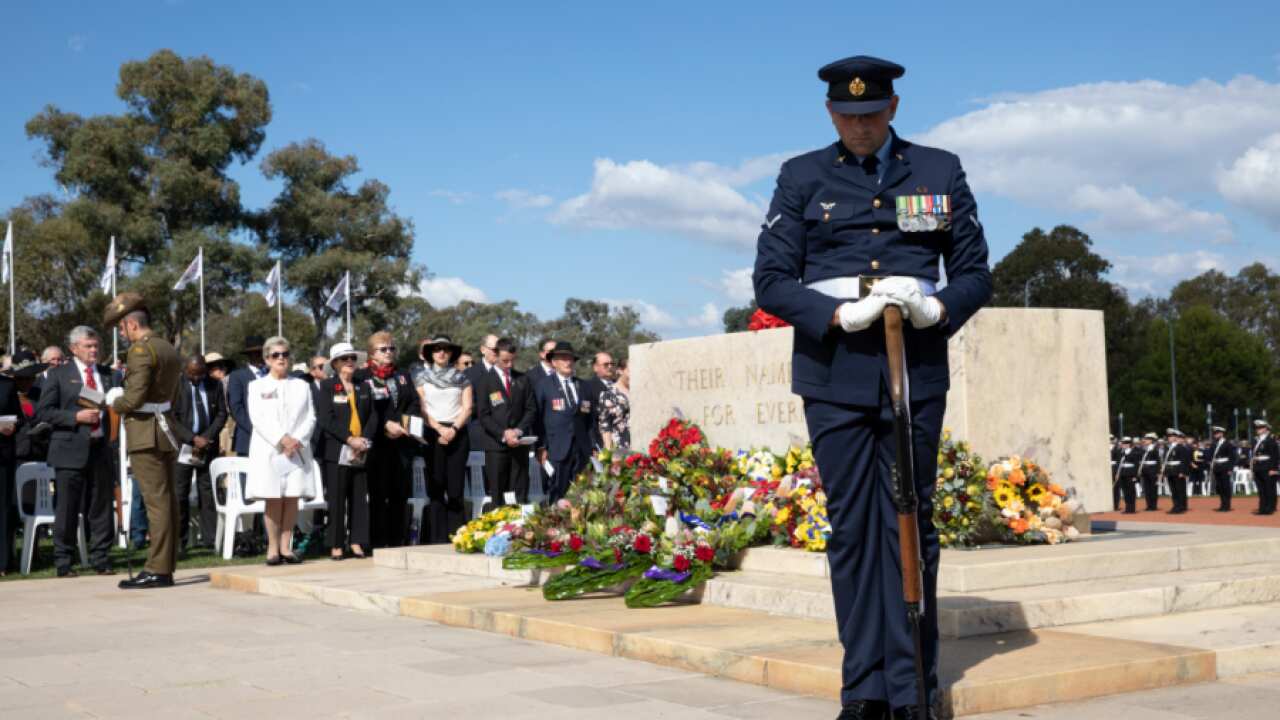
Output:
top-left (836, 699), bottom-right (890, 720)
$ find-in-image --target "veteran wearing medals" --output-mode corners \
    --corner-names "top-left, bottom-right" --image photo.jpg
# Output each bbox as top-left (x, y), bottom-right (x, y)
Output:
top-left (753, 56), bottom-right (991, 720)
top-left (105, 293), bottom-right (183, 589)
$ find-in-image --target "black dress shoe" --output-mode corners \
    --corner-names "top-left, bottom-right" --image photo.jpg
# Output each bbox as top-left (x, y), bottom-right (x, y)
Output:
top-left (282, 554), bottom-right (303, 565)
top-left (892, 705), bottom-right (937, 720)
top-left (118, 571), bottom-right (174, 589)
top-left (94, 564), bottom-right (116, 575)
top-left (56, 566), bottom-right (78, 578)
top-left (836, 699), bottom-right (889, 719)
top-left (1122, 510), bottom-right (1137, 514)
top-left (265, 555), bottom-right (283, 566)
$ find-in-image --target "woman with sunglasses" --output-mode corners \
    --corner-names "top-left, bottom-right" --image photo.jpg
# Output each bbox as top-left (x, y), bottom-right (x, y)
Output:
top-left (354, 331), bottom-right (420, 548)
top-left (314, 342), bottom-right (378, 560)
top-left (244, 336), bottom-right (317, 565)
top-left (414, 335), bottom-right (473, 544)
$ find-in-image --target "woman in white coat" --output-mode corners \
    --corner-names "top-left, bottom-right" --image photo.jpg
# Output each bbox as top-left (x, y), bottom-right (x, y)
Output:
top-left (245, 336), bottom-right (316, 565)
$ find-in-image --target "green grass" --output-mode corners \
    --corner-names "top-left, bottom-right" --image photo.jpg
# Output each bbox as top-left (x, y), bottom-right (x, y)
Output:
top-left (2, 531), bottom-right (331, 582)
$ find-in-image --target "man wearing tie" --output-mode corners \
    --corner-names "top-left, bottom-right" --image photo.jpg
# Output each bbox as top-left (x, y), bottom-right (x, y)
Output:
top-left (533, 342), bottom-right (591, 502)
top-left (475, 338), bottom-right (536, 505)
top-left (35, 326), bottom-right (118, 576)
top-left (226, 335), bottom-right (267, 458)
top-left (171, 355), bottom-right (228, 550)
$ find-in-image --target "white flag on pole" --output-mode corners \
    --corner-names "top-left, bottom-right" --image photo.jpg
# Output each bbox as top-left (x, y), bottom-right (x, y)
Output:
top-left (1, 222), bottom-right (12, 285)
top-left (263, 262), bottom-right (280, 307)
top-left (172, 250), bottom-right (203, 291)
top-left (99, 236), bottom-right (116, 295)
top-left (324, 272), bottom-right (349, 312)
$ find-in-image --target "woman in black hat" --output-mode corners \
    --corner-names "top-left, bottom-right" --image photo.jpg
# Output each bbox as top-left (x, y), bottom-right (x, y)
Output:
top-left (414, 335), bottom-right (473, 544)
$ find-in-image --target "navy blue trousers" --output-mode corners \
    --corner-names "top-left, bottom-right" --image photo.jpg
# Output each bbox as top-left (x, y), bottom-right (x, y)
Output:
top-left (804, 387), bottom-right (943, 710)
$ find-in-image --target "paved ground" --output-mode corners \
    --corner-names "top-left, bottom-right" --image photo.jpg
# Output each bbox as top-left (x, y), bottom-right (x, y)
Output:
top-left (1094, 495), bottom-right (1280, 527)
top-left (966, 671), bottom-right (1280, 718)
top-left (0, 571), bottom-right (841, 719)
top-left (3, 568), bottom-right (1276, 719)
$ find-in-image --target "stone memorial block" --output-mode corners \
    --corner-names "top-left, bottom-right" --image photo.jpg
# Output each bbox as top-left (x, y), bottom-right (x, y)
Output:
top-left (629, 308), bottom-right (1111, 514)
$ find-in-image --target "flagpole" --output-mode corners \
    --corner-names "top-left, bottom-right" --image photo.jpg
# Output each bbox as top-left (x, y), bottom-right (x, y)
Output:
top-left (198, 247), bottom-right (206, 356)
top-left (344, 271), bottom-right (351, 343)
top-left (8, 229), bottom-right (14, 356)
top-left (275, 260), bottom-right (283, 338)
top-left (111, 251), bottom-right (118, 365)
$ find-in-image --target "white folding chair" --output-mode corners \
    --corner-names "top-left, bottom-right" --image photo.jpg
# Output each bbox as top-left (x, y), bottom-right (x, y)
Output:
top-left (466, 451), bottom-right (487, 519)
top-left (1235, 469), bottom-right (1256, 495)
top-left (527, 450), bottom-right (545, 503)
top-left (406, 457), bottom-right (429, 540)
top-left (15, 462), bottom-right (88, 574)
top-left (296, 460), bottom-right (328, 532)
top-left (209, 456), bottom-right (264, 560)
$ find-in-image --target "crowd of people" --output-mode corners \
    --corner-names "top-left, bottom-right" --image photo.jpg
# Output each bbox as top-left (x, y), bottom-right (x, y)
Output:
top-left (1109, 422), bottom-right (1279, 515)
top-left (0, 329), bottom-right (632, 575)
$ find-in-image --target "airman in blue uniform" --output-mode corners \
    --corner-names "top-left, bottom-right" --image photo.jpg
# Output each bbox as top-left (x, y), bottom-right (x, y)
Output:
top-left (753, 56), bottom-right (992, 720)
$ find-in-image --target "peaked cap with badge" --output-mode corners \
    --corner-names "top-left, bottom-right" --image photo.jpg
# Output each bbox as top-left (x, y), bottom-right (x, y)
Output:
top-left (818, 55), bottom-right (905, 115)
top-left (751, 55), bottom-right (992, 713)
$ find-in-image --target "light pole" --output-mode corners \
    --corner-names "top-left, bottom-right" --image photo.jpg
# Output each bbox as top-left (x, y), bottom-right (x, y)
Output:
top-left (1206, 403), bottom-right (1212, 440)
top-left (1234, 408), bottom-right (1240, 441)
top-left (1023, 277), bottom-right (1033, 308)
top-left (1118, 412), bottom-right (1125, 438)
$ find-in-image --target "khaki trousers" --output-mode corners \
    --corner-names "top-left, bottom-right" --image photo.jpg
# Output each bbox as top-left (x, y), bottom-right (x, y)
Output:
top-left (132, 450), bottom-right (179, 575)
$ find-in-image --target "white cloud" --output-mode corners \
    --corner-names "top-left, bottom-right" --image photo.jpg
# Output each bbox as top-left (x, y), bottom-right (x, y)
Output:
top-left (412, 277), bottom-right (488, 307)
top-left (1069, 184), bottom-right (1233, 243)
top-left (919, 75), bottom-right (1280, 239)
top-left (67, 35), bottom-right (85, 53)
top-left (1108, 250), bottom-right (1230, 297)
top-left (605, 298), bottom-right (680, 330)
top-left (495, 189), bottom-right (554, 209)
top-left (690, 302), bottom-right (721, 329)
top-left (718, 267), bottom-right (755, 303)
top-left (1216, 132), bottom-right (1280, 229)
top-left (605, 298), bottom-right (723, 332)
top-left (553, 155), bottom-right (784, 247)
top-left (429, 189), bottom-right (472, 205)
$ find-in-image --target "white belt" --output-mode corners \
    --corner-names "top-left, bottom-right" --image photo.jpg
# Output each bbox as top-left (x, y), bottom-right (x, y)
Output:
top-left (140, 402), bottom-right (171, 413)
top-left (1121, 463), bottom-right (1135, 468)
top-left (133, 402), bottom-right (178, 450)
top-left (806, 275), bottom-right (938, 300)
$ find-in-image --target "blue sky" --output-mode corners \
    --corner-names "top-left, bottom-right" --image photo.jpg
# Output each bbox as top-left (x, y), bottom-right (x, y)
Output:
top-left (4, 1), bottom-right (1280, 337)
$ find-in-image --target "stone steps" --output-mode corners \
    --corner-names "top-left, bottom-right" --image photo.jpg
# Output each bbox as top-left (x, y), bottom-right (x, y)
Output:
top-left (208, 562), bottom-right (1280, 717)
top-left (702, 561), bottom-right (1280, 637)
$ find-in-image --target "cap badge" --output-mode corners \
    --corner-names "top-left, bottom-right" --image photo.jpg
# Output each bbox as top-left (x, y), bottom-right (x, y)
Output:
top-left (820, 202), bottom-right (836, 211)
top-left (849, 77), bottom-right (866, 97)
top-left (116, 302), bottom-right (125, 311)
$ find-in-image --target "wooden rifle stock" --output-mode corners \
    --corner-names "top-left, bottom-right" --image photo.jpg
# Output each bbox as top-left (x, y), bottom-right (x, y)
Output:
top-left (108, 406), bottom-right (121, 444)
top-left (883, 305), bottom-right (923, 605)
top-left (883, 303), bottom-right (930, 716)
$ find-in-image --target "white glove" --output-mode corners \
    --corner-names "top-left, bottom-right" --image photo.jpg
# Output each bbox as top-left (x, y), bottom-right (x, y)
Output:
top-left (105, 387), bottom-right (124, 405)
top-left (838, 295), bottom-right (896, 333)
top-left (871, 277), bottom-right (944, 329)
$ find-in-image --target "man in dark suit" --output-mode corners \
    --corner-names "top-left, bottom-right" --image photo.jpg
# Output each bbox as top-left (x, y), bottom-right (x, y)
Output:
top-left (752, 56), bottom-right (992, 719)
top-left (465, 335), bottom-right (499, 455)
top-left (171, 355), bottom-right (227, 551)
top-left (580, 351), bottom-right (616, 452)
top-left (475, 338), bottom-right (536, 505)
top-left (225, 335), bottom-right (266, 458)
top-left (35, 326), bottom-right (119, 576)
top-left (533, 342), bottom-right (591, 503)
top-left (529, 338), bottom-right (557, 382)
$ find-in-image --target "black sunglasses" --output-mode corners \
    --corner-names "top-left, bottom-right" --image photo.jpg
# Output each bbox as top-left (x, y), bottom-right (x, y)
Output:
top-left (376, 345), bottom-right (396, 354)
top-left (268, 351), bottom-right (290, 360)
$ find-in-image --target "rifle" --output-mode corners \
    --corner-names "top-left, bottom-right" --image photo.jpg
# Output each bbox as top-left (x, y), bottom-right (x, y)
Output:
top-left (883, 304), bottom-right (929, 719)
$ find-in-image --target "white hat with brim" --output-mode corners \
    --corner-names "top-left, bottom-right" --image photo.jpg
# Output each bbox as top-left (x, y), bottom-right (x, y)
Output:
top-left (328, 341), bottom-right (367, 369)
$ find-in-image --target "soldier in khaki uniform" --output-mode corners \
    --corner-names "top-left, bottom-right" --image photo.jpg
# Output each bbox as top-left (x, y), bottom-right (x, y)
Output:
top-left (104, 293), bottom-right (183, 589)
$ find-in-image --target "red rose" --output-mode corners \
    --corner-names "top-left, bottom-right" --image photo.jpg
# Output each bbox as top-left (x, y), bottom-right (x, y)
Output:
top-left (569, 535), bottom-right (583, 552)
top-left (549, 540), bottom-right (562, 553)
top-left (613, 548), bottom-right (623, 564)
top-left (673, 554), bottom-right (690, 572)
top-left (695, 545), bottom-right (714, 563)
top-left (633, 534), bottom-right (652, 554)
